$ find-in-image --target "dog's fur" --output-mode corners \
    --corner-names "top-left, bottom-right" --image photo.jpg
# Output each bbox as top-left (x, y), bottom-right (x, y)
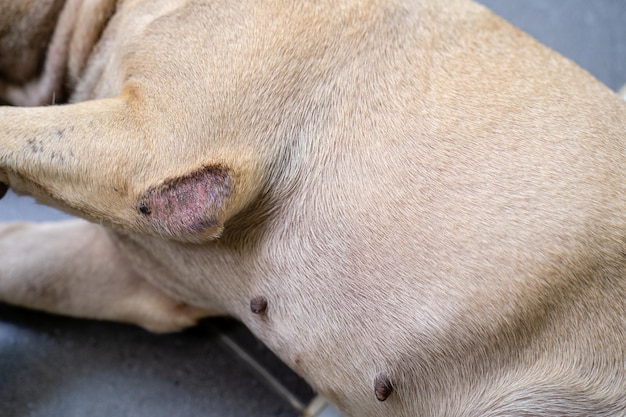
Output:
top-left (1, 0), bottom-right (626, 415)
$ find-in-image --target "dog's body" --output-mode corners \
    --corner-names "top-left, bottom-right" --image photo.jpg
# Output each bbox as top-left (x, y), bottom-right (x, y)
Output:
top-left (1, 0), bottom-right (626, 415)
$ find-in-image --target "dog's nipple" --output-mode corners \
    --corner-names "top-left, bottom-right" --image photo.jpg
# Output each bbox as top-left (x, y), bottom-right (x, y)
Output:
top-left (250, 296), bottom-right (268, 314)
top-left (374, 373), bottom-right (394, 401)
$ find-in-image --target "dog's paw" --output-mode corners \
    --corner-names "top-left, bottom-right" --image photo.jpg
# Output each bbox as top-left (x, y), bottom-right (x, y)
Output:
top-left (132, 302), bottom-right (209, 334)
top-left (114, 288), bottom-right (211, 334)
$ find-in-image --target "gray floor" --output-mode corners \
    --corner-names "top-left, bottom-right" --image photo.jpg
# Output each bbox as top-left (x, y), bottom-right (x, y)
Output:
top-left (1, 2), bottom-right (625, 417)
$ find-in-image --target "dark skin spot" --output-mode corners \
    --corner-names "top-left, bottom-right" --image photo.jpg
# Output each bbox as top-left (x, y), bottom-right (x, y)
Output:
top-left (50, 152), bottom-right (65, 164)
top-left (138, 203), bottom-right (151, 215)
top-left (250, 296), bottom-right (268, 314)
top-left (27, 138), bottom-right (43, 154)
top-left (374, 373), bottom-right (394, 401)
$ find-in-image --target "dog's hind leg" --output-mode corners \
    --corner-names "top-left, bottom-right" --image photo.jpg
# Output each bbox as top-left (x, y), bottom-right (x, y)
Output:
top-left (0, 93), bottom-right (251, 243)
top-left (0, 220), bottom-right (210, 333)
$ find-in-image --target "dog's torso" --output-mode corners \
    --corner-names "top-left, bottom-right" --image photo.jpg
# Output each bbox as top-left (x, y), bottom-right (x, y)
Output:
top-left (2, 0), bottom-right (626, 416)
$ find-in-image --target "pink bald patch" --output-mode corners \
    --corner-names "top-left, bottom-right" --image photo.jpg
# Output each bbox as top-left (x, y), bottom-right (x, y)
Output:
top-left (138, 166), bottom-right (232, 240)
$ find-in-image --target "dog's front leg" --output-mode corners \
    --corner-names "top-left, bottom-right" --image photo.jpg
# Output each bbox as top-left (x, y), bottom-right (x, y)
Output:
top-left (0, 96), bottom-right (147, 226)
top-left (0, 220), bottom-right (210, 333)
top-left (0, 93), bottom-right (244, 243)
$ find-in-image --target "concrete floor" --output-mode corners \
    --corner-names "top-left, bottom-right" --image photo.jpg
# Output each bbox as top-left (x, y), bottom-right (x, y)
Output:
top-left (1, 2), bottom-right (625, 417)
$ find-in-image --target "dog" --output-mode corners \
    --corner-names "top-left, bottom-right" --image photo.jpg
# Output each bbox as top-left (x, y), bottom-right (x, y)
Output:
top-left (1, 0), bottom-right (626, 416)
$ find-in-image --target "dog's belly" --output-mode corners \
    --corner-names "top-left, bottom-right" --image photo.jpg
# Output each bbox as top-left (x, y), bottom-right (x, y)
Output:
top-left (115, 163), bottom-right (626, 416)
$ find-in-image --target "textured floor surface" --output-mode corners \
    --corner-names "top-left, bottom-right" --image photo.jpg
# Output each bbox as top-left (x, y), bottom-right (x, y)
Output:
top-left (0, 2), bottom-right (624, 417)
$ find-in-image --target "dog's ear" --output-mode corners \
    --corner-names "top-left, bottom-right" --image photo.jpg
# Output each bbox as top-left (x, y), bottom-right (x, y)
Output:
top-left (136, 166), bottom-right (233, 242)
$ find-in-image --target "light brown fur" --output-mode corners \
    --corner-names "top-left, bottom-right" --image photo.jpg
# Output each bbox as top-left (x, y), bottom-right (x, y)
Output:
top-left (1, 0), bottom-right (626, 416)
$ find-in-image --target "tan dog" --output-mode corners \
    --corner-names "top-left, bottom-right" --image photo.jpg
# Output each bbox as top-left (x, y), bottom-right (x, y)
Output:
top-left (1, 0), bottom-right (626, 416)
